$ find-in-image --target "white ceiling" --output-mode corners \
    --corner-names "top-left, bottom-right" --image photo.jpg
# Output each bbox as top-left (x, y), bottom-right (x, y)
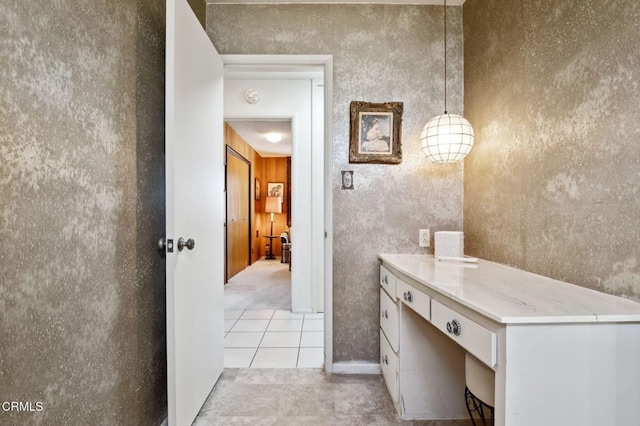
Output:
top-left (227, 120), bottom-right (292, 157)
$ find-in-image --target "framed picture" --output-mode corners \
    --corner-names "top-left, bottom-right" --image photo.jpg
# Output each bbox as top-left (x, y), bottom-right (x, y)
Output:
top-left (349, 101), bottom-right (403, 164)
top-left (267, 182), bottom-right (284, 199)
top-left (255, 178), bottom-right (261, 201)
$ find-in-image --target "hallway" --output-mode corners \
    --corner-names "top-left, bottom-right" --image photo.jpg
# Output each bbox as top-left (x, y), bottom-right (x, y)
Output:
top-left (224, 256), bottom-right (319, 368)
top-left (225, 258), bottom-right (291, 310)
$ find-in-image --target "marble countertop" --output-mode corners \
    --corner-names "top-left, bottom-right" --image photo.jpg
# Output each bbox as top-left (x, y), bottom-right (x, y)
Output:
top-left (379, 254), bottom-right (640, 324)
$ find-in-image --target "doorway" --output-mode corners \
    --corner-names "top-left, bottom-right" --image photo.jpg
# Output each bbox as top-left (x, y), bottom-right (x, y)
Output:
top-left (224, 119), bottom-right (293, 311)
top-left (222, 54), bottom-right (334, 371)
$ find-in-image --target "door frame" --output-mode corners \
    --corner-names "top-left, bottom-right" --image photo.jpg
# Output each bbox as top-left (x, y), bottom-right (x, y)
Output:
top-left (222, 54), bottom-right (334, 372)
top-left (224, 145), bottom-right (252, 282)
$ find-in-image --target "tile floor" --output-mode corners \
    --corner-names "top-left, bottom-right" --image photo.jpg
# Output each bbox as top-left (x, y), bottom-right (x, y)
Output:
top-left (224, 309), bottom-right (325, 369)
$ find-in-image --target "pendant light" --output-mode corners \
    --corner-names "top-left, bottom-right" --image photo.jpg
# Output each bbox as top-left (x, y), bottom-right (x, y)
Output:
top-left (420, 0), bottom-right (474, 163)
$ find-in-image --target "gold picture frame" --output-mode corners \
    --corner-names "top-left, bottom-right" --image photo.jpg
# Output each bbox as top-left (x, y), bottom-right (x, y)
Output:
top-left (349, 101), bottom-right (403, 164)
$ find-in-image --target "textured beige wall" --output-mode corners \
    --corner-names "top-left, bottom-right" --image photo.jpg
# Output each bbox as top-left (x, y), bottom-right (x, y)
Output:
top-left (207, 4), bottom-right (465, 362)
top-left (463, 1), bottom-right (640, 301)
top-left (0, 0), bottom-right (167, 424)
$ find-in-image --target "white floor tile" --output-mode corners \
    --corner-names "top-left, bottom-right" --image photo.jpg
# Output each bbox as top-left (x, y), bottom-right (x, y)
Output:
top-left (224, 348), bottom-right (257, 368)
top-left (224, 320), bottom-right (238, 332)
top-left (267, 319), bottom-right (303, 332)
top-left (302, 319), bottom-right (324, 332)
top-left (300, 331), bottom-right (324, 348)
top-left (297, 347), bottom-right (324, 368)
top-left (224, 309), bottom-right (244, 320)
top-left (260, 332), bottom-right (301, 348)
top-left (304, 313), bottom-right (324, 319)
top-left (273, 309), bottom-right (304, 319)
top-left (240, 309), bottom-right (275, 320)
top-left (230, 319), bottom-right (270, 333)
top-left (251, 348), bottom-right (299, 368)
top-left (224, 332), bottom-right (264, 348)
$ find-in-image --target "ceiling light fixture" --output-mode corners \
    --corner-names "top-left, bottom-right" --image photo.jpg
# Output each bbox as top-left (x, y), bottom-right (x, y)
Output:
top-left (420, 0), bottom-right (474, 164)
top-left (266, 133), bottom-right (282, 143)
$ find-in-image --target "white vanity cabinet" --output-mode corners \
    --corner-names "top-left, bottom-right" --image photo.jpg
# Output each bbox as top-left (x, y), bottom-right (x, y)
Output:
top-left (379, 266), bottom-right (399, 403)
top-left (380, 264), bottom-right (471, 420)
top-left (379, 254), bottom-right (640, 426)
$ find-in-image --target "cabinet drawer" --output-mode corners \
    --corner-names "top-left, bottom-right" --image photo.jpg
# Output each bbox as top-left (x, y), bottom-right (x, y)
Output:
top-left (431, 300), bottom-right (496, 368)
top-left (396, 279), bottom-right (430, 322)
top-left (380, 330), bottom-right (399, 402)
top-left (380, 288), bottom-right (399, 352)
top-left (380, 265), bottom-right (396, 299)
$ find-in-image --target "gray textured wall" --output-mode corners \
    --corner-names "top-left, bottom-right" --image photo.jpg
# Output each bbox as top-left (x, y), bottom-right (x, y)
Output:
top-left (207, 4), bottom-right (464, 363)
top-left (463, 1), bottom-right (640, 301)
top-left (0, 0), bottom-right (167, 424)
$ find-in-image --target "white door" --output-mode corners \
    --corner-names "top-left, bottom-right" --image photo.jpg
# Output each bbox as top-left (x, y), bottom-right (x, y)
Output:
top-left (166, 0), bottom-right (225, 425)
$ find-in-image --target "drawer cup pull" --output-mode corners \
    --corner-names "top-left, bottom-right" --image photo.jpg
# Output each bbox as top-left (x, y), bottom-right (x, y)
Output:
top-left (403, 291), bottom-right (413, 303)
top-left (446, 319), bottom-right (462, 336)
top-left (382, 355), bottom-right (389, 365)
top-left (381, 310), bottom-right (388, 319)
top-left (382, 275), bottom-right (389, 285)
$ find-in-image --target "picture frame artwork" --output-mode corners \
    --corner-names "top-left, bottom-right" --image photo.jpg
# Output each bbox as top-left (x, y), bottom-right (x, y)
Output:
top-left (267, 182), bottom-right (284, 199)
top-left (349, 101), bottom-right (403, 164)
top-left (255, 178), bottom-right (261, 201)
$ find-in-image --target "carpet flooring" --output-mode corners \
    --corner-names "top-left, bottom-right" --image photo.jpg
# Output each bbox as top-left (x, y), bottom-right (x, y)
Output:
top-left (194, 368), bottom-right (474, 425)
top-left (225, 258), bottom-right (291, 310)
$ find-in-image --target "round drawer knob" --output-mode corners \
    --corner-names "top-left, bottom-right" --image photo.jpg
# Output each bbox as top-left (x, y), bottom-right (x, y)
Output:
top-left (446, 319), bottom-right (462, 336)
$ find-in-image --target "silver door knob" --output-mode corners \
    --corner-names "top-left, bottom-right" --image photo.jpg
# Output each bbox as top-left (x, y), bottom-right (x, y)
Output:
top-left (177, 237), bottom-right (195, 251)
top-left (158, 238), bottom-right (174, 252)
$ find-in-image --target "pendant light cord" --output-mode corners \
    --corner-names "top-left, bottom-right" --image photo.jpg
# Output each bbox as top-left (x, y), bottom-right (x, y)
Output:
top-left (443, 0), bottom-right (447, 114)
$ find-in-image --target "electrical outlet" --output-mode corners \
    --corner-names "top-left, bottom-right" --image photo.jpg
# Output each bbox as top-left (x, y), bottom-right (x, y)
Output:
top-left (419, 229), bottom-right (430, 248)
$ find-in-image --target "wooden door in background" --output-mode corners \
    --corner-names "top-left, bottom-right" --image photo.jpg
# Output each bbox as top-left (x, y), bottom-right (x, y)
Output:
top-left (226, 146), bottom-right (251, 281)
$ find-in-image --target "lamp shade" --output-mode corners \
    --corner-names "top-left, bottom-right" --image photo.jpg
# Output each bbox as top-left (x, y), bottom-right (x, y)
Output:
top-left (264, 196), bottom-right (282, 214)
top-left (420, 114), bottom-right (474, 164)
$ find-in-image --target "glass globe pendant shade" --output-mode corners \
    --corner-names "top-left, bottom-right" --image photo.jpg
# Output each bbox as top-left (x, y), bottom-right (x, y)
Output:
top-left (420, 113), bottom-right (475, 163)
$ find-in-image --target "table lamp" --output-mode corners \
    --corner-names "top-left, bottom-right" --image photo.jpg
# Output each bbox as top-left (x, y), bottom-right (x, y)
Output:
top-left (264, 196), bottom-right (282, 259)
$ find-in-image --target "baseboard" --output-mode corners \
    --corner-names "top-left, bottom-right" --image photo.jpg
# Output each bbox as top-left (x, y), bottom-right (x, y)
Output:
top-left (160, 417), bottom-right (168, 426)
top-left (332, 362), bottom-right (381, 374)
top-left (292, 308), bottom-right (313, 314)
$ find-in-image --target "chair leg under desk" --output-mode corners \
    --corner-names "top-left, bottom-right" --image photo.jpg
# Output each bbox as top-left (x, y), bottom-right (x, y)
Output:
top-left (465, 387), bottom-right (494, 426)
